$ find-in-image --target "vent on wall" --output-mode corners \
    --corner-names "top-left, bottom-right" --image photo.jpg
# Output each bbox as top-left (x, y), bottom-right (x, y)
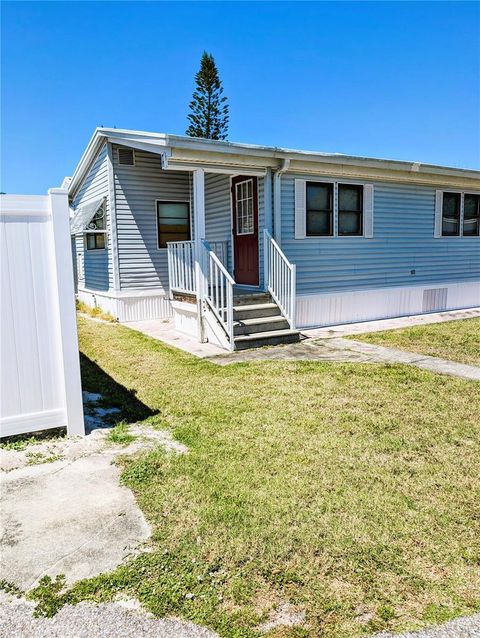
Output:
top-left (117, 148), bottom-right (135, 166)
top-left (423, 287), bottom-right (448, 313)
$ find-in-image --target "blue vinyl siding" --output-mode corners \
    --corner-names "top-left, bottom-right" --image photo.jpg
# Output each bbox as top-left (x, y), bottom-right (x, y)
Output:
top-left (281, 175), bottom-right (480, 295)
top-left (113, 146), bottom-right (192, 291)
top-left (72, 143), bottom-right (110, 291)
top-left (205, 173), bottom-right (232, 271)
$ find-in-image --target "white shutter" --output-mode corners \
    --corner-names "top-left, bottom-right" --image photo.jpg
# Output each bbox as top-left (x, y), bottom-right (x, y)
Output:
top-left (363, 184), bottom-right (374, 238)
top-left (294, 179), bottom-right (306, 239)
top-left (434, 190), bottom-right (443, 238)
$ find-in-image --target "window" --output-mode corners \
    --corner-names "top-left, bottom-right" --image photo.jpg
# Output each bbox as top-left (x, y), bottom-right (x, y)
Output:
top-left (463, 194), bottom-right (480, 236)
top-left (235, 179), bottom-right (254, 234)
top-left (306, 182), bottom-right (333, 236)
top-left (338, 184), bottom-right (363, 236)
top-left (157, 201), bottom-right (190, 248)
top-left (442, 192), bottom-right (461, 236)
top-left (85, 203), bottom-right (106, 250)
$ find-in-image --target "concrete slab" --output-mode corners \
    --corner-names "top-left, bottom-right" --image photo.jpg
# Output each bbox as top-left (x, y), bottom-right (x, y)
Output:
top-left (1, 454), bottom-right (150, 590)
top-left (206, 334), bottom-right (480, 381)
top-left (123, 319), bottom-right (226, 358)
top-left (0, 425), bottom-right (186, 591)
top-left (303, 307), bottom-right (480, 340)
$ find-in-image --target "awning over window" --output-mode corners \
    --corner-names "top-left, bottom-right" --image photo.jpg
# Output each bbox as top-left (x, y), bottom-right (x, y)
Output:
top-left (70, 198), bottom-right (105, 234)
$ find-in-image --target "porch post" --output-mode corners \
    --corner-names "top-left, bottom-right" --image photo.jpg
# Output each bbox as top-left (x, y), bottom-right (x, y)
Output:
top-left (263, 169), bottom-right (273, 292)
top-left (193, 169), bottom-right (206, 341)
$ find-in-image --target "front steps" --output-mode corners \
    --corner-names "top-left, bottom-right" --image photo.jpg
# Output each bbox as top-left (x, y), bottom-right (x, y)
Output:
top-left (232, 292), bottom-right (300, 350)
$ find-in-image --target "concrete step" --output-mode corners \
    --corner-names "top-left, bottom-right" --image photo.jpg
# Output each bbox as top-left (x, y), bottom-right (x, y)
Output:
top-left (233, 292), bottom-right (271, 306)
top-left (234, 329), bottom-right (301, 350)
top-left (233, 315), bottom-right (290, 336)
top-left (233, 302), bottom-right (280, 321)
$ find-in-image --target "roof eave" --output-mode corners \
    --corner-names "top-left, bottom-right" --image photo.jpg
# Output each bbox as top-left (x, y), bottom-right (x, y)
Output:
top-left (68, 128), bottom-right (480, 197)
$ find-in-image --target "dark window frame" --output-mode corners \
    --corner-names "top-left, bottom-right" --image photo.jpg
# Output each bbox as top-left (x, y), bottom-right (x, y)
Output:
top-left (85, 233), bottom-right (106, 251)
top-left (441, 192), bottom-right (461, 237)
top-left (306, 181), bottom-right (334, 237)
top-left (84, 203), bottom-right (107, 251)
top-left (156, 200), bottom-right (191, 249)
top-left (463, 193), bottom-right (480, 237)
top-left (338, 183), bottom-right (364, 236)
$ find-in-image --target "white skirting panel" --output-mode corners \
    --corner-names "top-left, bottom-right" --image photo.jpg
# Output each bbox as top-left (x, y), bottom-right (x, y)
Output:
top-left (296, 280), bottom-right (480, 329)
top-left (171, 300), bottom-right (199, 338)
top-left (78, 288), bottom-right (173, 322)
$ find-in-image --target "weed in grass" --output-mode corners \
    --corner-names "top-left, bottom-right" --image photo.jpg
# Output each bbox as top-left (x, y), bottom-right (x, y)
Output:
top-left (76, 300), bottom-right (116, 323)
top-left (26, 452), bottom-right (63, 465)
top-left (27, 575), bottom-right (67, 617)
top-left (0, 429), bottom-right (66, 451)
top-left (0, 580), bottom-right (22, 597)
top-left (106, 422), bottom-right (136, 446)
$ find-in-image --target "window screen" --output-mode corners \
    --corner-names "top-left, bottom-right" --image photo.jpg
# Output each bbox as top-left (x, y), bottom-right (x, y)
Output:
top-left (442, 192), bottom-right (461, 236)
top-left (157, 201), bottom-right (191, 248)
top-left (338, 184), bottom-right (363, 236)
top-left (463, 194), bottom-right (480, 236)
top-left (306, 182), bottom-right (333, 236)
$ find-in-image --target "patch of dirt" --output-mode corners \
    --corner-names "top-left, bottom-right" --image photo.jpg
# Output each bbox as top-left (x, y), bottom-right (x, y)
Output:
top-left (1, 391), bottom-right (187, 472)
top-left (256, 601), bottom-right (307, 633)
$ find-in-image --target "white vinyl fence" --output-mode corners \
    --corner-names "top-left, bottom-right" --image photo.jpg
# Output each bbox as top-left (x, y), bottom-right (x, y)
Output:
top-left (0, 189), bottom-right (84, 437)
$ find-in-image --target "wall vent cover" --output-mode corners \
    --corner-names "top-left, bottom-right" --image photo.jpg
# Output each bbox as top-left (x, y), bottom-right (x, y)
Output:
top-left (423, 287), bottom-right (448, 313)
top-left (118, 148), bottom-right (135, 166)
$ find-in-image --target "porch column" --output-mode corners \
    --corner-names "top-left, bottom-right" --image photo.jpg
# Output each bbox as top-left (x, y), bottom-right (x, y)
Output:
top-left (193, 168), bottom-right (206, 341)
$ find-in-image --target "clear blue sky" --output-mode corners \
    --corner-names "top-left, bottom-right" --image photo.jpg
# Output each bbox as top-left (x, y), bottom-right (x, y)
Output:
top-left (2, 1), bottom-right (479, 194)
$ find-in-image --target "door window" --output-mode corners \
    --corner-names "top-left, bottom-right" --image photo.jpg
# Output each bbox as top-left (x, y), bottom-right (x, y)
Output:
top-left (235, 179), bottom-right (254, 235)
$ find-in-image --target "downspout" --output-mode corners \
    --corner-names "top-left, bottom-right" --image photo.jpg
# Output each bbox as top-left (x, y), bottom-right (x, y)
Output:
top-left (273, 158), bottom-right (290, 245)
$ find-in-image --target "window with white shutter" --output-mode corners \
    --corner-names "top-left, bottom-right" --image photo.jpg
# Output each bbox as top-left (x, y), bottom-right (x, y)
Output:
top-left (294, 179), bottom-right (374, 238)
top-left (435, 190), bottom-right (480, 238)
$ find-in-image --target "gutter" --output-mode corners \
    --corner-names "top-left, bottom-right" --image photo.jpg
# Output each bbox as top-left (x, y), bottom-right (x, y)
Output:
top-left (273, 159), bottom-right (290, 245)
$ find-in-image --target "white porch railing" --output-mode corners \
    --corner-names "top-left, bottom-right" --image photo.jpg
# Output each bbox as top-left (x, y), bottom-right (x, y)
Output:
top-left (202, 239), bottom-right (235, 348)
top-left (167, 241), bottom-right (196, 294)
top-left (264, 229), bottom-right (296, 329)
top-left (167, 240), bottom-right (228, 296)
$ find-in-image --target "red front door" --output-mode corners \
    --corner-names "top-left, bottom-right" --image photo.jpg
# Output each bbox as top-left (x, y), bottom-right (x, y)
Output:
top-left (232, 175), bottom-right (259, 285)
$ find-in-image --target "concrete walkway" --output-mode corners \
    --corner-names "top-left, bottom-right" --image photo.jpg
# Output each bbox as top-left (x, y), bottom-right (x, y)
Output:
top-left (208, 336), bottom-right (480, 381)
top-left (123, 318), bottom-right (226, 358)
top-left (303, 307), bottom-right (480, 340)
top-left (122, 309), bottom-right (480, 381)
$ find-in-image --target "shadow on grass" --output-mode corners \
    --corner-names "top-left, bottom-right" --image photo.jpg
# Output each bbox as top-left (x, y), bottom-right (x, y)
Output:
top-left (80, 352), bottom-right (158, 429)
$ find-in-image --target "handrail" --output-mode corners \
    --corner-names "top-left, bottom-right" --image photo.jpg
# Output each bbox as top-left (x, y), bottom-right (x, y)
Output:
top-left (264, 229), bottom-right (296, 329)
top-left (202, 239), bottom-right (235, 348)
top-left (167, 241), bottom-right (196, 295)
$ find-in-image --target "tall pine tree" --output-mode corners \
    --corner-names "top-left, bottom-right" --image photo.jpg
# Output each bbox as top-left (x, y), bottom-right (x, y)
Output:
top-left (186, 52), bottom-right (229, 140)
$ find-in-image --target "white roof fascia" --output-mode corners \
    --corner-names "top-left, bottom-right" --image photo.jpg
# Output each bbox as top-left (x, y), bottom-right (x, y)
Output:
top-left (68, 128), bottom-right (480, 198)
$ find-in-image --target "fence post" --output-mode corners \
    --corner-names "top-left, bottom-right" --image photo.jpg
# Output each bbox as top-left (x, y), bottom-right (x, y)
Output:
top-left (49, 188), bottom-right (85, 436)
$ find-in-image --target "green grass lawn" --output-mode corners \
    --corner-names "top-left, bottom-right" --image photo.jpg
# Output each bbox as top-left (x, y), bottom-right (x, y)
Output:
top-left (50, 317), bottom-right (480, 638)
top-left (349, 317), bottom-right (480, 367)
